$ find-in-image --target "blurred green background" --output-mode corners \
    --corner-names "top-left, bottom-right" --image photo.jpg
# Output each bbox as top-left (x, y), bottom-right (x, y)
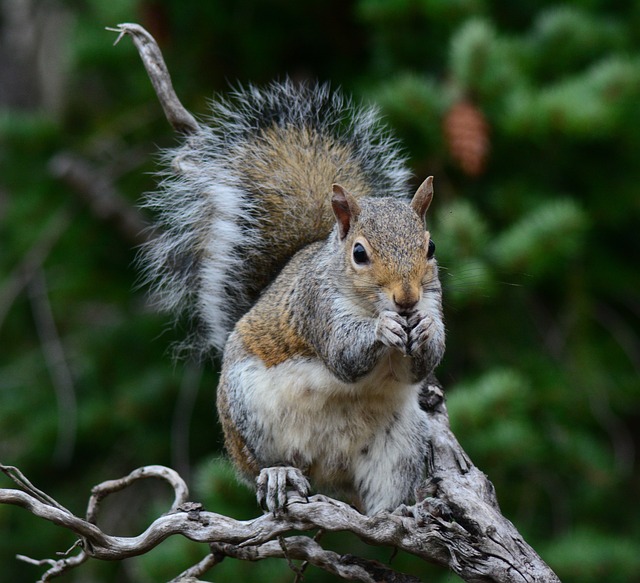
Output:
top-left (1, 0), bottom-right (639, 581)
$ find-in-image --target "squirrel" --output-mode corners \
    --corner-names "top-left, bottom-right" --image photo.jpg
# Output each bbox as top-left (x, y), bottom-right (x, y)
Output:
top-left (140, 80), bottom-right (445, 515)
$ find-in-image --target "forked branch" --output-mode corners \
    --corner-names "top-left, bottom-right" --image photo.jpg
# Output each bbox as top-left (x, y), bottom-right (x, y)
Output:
top-left (0, 384), bottom-right (560, 583)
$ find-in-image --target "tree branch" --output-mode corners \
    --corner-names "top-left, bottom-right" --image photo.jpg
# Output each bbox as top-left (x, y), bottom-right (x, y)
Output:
top-left (210, 537), bottom-right (423, 583)
top-left (107, 23), bottom-right (199, 135)
top-left (0, 384), bottom-right (561, 583)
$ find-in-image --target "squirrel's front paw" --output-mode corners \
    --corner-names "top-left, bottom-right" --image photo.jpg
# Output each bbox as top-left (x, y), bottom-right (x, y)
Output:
top-left (256, 466), bottom-right (310, 513)
top-left (408, 311), bottom-right (444, 356)
top-left (375, 311), bottom-right (408, 353)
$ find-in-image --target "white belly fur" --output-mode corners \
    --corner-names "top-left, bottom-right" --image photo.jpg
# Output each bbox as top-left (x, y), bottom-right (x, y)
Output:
top-left (236, 350), bottom-right (423, 491)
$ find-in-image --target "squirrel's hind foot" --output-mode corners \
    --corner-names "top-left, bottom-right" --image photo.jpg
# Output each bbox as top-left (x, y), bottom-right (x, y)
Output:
top-left (256, 466), bottom-right (311, 513)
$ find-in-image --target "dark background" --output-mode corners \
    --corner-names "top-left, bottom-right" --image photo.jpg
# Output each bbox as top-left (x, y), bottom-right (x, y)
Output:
top-left (1, 0), bottom-right (639, 581)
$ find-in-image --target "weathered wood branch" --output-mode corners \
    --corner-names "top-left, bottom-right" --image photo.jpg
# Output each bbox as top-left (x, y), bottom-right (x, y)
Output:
top-left (418, 384), bottom-right (560, 582)
top-left (0, 384), bottom-right (560, 582)
top-left (107, 23), bottom-right (199, 135)
top-left (208, 537), bottom-right (423, 583)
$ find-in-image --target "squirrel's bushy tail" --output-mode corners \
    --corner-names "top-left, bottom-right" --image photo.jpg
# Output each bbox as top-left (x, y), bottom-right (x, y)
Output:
top-left (140, 80), bottom-right (412, 356)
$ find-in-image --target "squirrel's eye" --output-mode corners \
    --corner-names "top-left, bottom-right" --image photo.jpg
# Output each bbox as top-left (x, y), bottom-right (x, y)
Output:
top-left (427, 239), bottom-right (436, 259)
top-left (353, 242), bottom-right (369, 265)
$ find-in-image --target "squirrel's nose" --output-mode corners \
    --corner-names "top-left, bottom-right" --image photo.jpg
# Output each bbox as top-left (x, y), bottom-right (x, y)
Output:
top-left (393, 295), bottom-right (418, 315)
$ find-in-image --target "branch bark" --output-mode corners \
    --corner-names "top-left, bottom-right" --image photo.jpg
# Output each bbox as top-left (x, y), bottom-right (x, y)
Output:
top-left (0, 383), bottom-right (560, 583)
top-left (107, 23), bottom-right (199, 135)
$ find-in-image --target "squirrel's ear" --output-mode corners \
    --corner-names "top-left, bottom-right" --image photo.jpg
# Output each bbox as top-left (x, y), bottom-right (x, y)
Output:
top-left (411, 176), bottom-right (434, 226)
top-left (332, 184), bottom-right (360, 240)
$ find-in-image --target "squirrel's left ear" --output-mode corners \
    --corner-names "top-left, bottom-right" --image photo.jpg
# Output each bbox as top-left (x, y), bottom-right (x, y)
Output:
top-left (411, 176), bottom-right (434, 226)
top-left (332, 184), bottom-right (361, 240)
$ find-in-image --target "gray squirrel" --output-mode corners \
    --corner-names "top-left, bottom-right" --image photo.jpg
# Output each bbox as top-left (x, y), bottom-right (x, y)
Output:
top-left (141, 80), bottom-right (446, 515)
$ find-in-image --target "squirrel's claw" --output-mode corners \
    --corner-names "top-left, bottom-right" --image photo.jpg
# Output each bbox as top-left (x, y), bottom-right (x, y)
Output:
top-left (376, 311), bottom-right (409, 352)
top-left (408, 311), bottom-right (433, 354)
top-left (256, 466), bottom-right (311, 513)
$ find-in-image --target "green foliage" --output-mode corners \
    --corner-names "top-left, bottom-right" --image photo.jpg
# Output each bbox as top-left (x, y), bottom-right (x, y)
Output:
top-left (543, 528), bottom-right (640, 583)
top-left (504, 56), bottom-right (640, 137)
top-left (1, 0), bottom-right (639, 581)
top-left (370, 73), bottom-right (448, 163)
top-left (447, 368), bottom-right (540, 460)
top-left (489, 198), bottom-right (587, 277)
top-left (449, 18), bottom-right (526, 102)
top-left (530, 6), bottom-right (626, 79)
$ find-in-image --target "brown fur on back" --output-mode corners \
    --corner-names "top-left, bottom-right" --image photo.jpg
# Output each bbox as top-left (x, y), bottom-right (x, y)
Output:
top-left (235, 125), bottom-right (375, 300)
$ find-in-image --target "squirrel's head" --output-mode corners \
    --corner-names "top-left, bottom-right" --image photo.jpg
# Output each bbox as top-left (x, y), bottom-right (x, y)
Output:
top-left (331, 177), bottom-right (437, 315)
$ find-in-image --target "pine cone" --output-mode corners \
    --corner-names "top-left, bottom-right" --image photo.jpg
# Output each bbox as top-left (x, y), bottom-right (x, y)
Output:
top-left (443, 100), bottom-right (490, 177)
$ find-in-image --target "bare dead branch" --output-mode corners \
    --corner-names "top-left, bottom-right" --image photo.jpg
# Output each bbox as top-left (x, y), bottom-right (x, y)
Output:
top-left (18, 549), bottom-right (89, 583)
top-left (107, 23), bottom-right (199, 135)
top-left (1, 465), bottom-right (71, 514)
top-left (417, 382), bottom-right (561, 583)
top-left (0, 385), bottom-right (561, 583)
top-left (292, 529), bottom-right (324, 583)
top-left (212, 537), bottom-right (423, 583)
top-left (170, 550), bottom-right (224, 582)
top-left (86, 465), bottom-right (190, 524)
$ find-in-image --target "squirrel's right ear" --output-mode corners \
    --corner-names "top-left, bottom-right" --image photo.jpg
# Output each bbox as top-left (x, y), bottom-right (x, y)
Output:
top-left (411, 176), bottom-right (434, 226)
top-left (332, 184), bottom-right (361, 240)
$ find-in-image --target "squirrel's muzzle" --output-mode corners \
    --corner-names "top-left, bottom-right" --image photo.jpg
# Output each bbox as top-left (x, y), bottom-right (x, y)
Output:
top-left (392, 288), bottom-right (421, 315)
